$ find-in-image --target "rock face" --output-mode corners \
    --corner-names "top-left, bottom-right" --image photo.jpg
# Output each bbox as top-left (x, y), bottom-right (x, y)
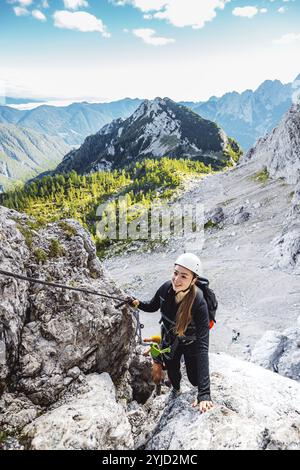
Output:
top-left (0, 205), bottom-right (135, 406)
top-left (54, 97), bottom-right (241, 175)
top-left (144, 353), bottom-right (300, 450)
top-left (241, 104), bottom-right (300, 184)
top-left (239, 104), bottom-right (300, 273)
top-left (0, 208), bottom-right (30, 394)
top-left (23, 373), bottom-right (134, 450)
top-left (270, 182), bottom-right (300, 273)
top-left (250, 317), bottom-right (300, 381)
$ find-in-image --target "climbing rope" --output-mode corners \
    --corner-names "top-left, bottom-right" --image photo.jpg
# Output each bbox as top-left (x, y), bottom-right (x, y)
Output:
top-left (0, 268), bottom-right (127, 302)
top-left (0, 268), bottom-right (144, 343)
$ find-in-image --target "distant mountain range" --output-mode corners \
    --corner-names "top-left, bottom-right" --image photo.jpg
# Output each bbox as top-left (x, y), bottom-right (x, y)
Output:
top-left (0, 123), bottom-right (71, 191)
top-left (0, 75), bottom-right (299, 192)
top-left (1, 97), bottom-right (44, 105)
top-left (0, 98), bottom-right (143, 146)
top-left (182, 74), bottom-right (300, 151)
top-left (1, 76), bottom-right (299, 152)
top-left (53, 97), bottom-right (241, 176)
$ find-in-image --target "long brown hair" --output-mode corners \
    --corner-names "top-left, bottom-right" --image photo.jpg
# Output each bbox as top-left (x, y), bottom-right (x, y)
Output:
top-left (174, 283), bottom-right (197, 337)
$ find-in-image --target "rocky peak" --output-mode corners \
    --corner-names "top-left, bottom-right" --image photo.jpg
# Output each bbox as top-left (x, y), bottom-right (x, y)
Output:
top-left (53, 97), bottom-right (240, 175)
top-left (129, 97), bottom-right (177, 124)
top-left (255, 79), bottom-right (291, 107)
top-left (255, 79), bottom-right (283, 95)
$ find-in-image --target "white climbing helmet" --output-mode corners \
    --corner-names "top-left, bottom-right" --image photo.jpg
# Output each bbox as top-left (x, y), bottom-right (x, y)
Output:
top-left (174, 253), bottom-right (202, 277)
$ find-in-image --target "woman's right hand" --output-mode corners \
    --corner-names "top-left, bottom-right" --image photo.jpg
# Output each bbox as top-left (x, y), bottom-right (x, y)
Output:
top-left (126, 297), bottom-right (140, 308)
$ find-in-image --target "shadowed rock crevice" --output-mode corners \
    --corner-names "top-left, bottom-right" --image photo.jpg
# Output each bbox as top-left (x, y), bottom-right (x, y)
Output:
top-left (128, 345), bottom-right (155, 404)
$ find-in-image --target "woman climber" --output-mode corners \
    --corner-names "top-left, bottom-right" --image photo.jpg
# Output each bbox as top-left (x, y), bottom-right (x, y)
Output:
top-left (128, 253), bottom-right (214, 414)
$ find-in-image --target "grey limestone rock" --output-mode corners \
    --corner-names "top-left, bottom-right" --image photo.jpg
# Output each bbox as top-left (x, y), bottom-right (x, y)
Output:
top-left (0, 206), bottom-right (135, 408)
top-left (250, 317), bottom-right (300, 381)
top-left (144, 353), bottom-right (300, 450)
top-left (23, 373), bottom-right (134, 450)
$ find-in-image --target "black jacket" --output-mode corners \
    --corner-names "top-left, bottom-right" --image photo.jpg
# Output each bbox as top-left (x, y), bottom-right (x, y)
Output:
top-left (139, 280), bottom-right (211, 402)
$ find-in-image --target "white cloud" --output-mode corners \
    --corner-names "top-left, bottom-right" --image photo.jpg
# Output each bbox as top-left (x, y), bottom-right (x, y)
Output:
top-left (8, 0), bottom-right (32, 5)
top-left (53, 11), bottom-right (110, 37)
top-left (273, 32), bottom-right (300, 45)
top-left (278, 7), bottom-right (286, 13)
top-left (8, 0), bottom-right (33, 9)
top-left (132, 28), bottom-right (175, 45)
top-left (13, 6), bottom-right (29, 16)
top-left (41, 0), bottom-right (49, 7)
top-left (16, 0), bottom-right (33, 5)
top-left (112, 0), bottom-right (230, 29)
top-left (32, 9), bottom-right (47, 21)
top-left (232, 6), bottom-right (258, 18)
top-left (119, 1), bottom-right (168, 11)
top-left (63, 0), bottom-right (89, 10)
top-left (260, 8), bottom-right (267, 14)
top-left (111, 0), bottom-right (128, 5)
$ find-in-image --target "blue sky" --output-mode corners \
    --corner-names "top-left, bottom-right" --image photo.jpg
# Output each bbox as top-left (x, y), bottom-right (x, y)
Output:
top-left (1, 0), bottom-right (300, 102)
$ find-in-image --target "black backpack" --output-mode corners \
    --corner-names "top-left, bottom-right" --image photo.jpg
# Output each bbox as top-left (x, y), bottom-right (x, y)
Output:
top-left (196, 277), bottom-right (218, 328)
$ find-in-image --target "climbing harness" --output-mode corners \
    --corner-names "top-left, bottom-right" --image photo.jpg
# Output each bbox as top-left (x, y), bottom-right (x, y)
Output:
top-left (0, 268), bottom-right (145, 343)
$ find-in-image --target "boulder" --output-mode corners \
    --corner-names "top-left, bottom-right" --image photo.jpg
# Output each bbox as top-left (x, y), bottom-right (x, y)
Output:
top-left (233, 207), bottom-right (250, 225)
top-left (204, 206), bottom-right (225, 227)
top-left (0, 392), bottom-right (41, 434)
top-left (250, 318), bottom-right (300, 381)
top-left (23, 373), bottom-right (134, 450)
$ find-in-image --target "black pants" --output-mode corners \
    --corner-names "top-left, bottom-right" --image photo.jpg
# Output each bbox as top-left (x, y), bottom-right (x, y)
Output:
top-left (164, 343), bottom-right (198, 390)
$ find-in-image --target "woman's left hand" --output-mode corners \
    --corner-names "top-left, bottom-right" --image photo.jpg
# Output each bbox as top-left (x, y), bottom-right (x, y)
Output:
top-left (192, 399), bottom-right (214, 413)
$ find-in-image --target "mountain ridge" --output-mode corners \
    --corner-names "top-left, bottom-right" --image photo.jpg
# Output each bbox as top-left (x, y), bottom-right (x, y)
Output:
top-left (53, 97), bottom-right (241, 175)
top-left (0, 98), bottom-right (143, 146)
